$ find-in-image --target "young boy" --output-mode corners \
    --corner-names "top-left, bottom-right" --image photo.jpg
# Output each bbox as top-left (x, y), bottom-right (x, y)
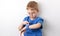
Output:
top-left (18, 1), bottom-right (44, 36)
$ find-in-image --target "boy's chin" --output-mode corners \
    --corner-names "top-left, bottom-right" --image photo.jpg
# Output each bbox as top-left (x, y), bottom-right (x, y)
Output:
top-left (30, 16), bottom-right (36, 18)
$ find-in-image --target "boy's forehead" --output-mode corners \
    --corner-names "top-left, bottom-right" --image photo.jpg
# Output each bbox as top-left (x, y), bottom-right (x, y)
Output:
top-left (27, 7), bottom-right (35, 9)
top-left (27, 10), bottom-right (37, 13)
top-left (27, 7), bottom-right (38, 13)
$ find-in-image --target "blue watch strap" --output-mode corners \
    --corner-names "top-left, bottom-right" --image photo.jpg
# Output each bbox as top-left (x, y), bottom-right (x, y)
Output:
top-left (25, 24), bottom-right (29, 30)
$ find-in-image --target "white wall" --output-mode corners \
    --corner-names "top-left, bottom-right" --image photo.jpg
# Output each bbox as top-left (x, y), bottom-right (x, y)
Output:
top-left (0, 0), bottom-right (60, 36)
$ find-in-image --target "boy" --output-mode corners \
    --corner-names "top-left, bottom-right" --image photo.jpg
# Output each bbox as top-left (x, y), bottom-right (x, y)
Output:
top-left (18, 1), bottom-right (44, 36)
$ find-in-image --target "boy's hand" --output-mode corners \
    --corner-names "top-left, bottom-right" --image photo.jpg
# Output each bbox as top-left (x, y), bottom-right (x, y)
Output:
top-left (18, 25), bottom-right (23, 31)
top-left (20, 30), bottom-right (25, 36)
top-left (22, 21), bottom-right (29, 25)
top-left (20, 27), bottom-right (26, 32)
top-left (18, 21), bottom-right (29, 31)
top-left (20, 27), bottom-right (26, 36)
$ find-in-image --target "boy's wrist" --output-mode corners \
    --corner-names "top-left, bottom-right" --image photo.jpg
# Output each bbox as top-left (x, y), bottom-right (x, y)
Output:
top-left (25, 24), bottom-right (29, 30)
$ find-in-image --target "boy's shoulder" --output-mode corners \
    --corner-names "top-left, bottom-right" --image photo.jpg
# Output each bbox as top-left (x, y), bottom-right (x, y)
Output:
top-left (35, 17), bottom-right (44, 23)
top-left (23, 16), bottom-right (29, 21)
top-left (37, 17), bottom-right (44, 20)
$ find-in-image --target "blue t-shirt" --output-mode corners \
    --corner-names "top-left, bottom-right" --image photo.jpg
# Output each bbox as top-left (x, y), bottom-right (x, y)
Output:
top-left (23, 16), bottom-right (44, 36)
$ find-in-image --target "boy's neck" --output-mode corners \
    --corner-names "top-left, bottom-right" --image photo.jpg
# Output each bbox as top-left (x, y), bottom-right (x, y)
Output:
top-left (30, 16), bottom-right (37, 20)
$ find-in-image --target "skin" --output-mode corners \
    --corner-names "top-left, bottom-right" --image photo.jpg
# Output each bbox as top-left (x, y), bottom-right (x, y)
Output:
top-left (18, 7), bottom-right (41, 36)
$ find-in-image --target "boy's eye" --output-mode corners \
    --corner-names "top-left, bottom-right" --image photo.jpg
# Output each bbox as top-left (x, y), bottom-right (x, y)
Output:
top-left (28, 13), bottom-right (32, 15)
top-left (28, 12), bottom-right (31, 14)
top-left (31, 9), bottom-right (34, 10)
top-left (28, 13), bottom-right (30, 14)
top-left (31, 9), bottom-right (35, 10)
top-left (28, 12), bottom-right (35, 14)
top-left (33, 12), bottom-right (35, 13)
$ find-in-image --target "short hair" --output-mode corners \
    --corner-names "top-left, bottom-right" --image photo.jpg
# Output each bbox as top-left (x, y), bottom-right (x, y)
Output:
top-left (26, 1), bottom-right (39, 11)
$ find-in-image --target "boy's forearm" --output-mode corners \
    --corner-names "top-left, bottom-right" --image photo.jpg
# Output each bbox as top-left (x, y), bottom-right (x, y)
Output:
top-left (29, 23), bottom-right (41, 29)
top-left (20, 27), bottom-right (26, 32)
top-left (18, 23), bottom-right (24, 31)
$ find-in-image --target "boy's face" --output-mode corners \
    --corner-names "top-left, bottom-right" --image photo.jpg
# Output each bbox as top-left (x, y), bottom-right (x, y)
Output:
top-left (27, 7), bottom-right (38, 18)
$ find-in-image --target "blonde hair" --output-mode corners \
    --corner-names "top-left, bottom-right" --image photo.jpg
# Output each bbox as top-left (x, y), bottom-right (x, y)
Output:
top-left (26, 1), bottom-right (39, 12)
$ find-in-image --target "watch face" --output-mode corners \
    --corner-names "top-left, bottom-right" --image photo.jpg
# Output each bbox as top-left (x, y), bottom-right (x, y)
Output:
top-left (29, 22), bottom-right (33, 25)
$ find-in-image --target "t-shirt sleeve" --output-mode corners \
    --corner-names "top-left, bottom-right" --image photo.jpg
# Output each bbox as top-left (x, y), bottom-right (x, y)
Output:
top-left (37, 18), bottom-right (44, 29)
top-left (23, 16), bottom-right (28, 27)
top-left (37, 18), bottom-right (44, 24)
top-left (23, 16), bottom-right (28, 21)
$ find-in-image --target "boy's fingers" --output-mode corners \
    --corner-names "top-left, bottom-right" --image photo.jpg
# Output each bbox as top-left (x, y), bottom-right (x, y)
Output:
top-left (26, 22), bottom-right (29, 24)
top-left (25, 21), bottom-right (29, 24)
top-left (27, 22), bottom-right (29, 24)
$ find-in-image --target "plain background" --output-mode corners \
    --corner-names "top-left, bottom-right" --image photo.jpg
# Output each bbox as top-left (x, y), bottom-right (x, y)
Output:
top-left (0, 0), bottom-right (60, 36)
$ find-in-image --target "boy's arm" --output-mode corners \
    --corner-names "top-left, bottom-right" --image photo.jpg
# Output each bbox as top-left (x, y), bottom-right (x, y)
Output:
top-left (29, 23), bottom-right (41, 29)
top-left (18, 21), bottom-right (29, 31)
top-left (18, 23), bottom-right (24, 31)
top-left (19, 27), bottom-right (26, 36)
top-left (20, 27), bottom-right (26, 32)
top-left (28, 18), bottom-right (44, 29)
